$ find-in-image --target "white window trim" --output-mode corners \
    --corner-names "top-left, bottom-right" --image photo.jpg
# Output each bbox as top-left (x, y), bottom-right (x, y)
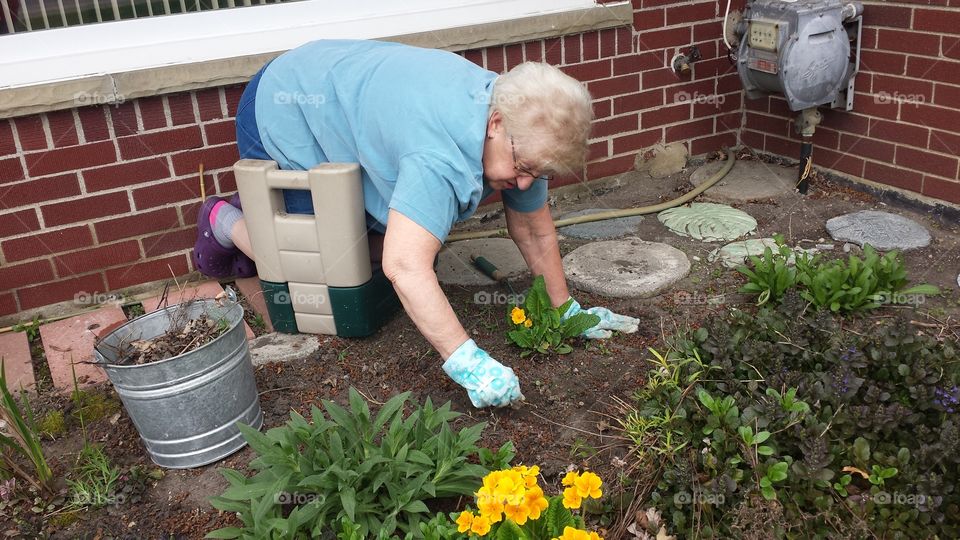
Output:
top-left (0, 0), bottom-right (632, 119)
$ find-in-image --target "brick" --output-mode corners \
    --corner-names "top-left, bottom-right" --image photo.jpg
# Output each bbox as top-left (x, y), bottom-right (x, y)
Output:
top-left (562, 35), bottom-right (580, 65)
top-left (642, 103), bottom-right (691, 128)
top-left (560, 60), bottom-right (612, 82)
top-left (838, 134), bottom-right (895, 162)
top-left (768, 96), bottom-right (792, 117)
top-left (224, 85), bottom-right (245, 117)
top-left (692, 39), bottom-right (719, 62)
top-left (806, 127), bottom-right (840, 150)
top-left (933, 83), bottom-right (960, 108)
top-left (820, 110), bottom-right (871, 136)
top-left (694, 91), bottom-right (741, 117)
top-left (582, 32), bottom-right (599, 61)
top-left (914, 8), bottom-right (960, 34)
top-left (643, 67), bottom-right (686, 89)
top-left (41, 192), bottom-right (130, 227)
top-left (117, 125), bottom-right (203, 160)
top-left (665, 118), bottom-right (714, 144)
top-left (900, 103), bottom-right (960, 132)
top-left (505, 44), bottom-right (523, 71)
top-left (170, 144), bottom-right (239, 176)
top-left (715, 111), bottom-right (742, 132)
top-left (815, 147), bottom-right (865, 178)
top-left (694, 57), bottom-right (737, 78)
top-left (0, 292), bottom-right (17, 317)
top-left (860, 50), bottom-right (907, 75)
top-left (0, 332), bottom-right (35, 392)
top-left (667, 1), bottom-right (715, 25)
top-left (77, 107), bottom-right (111, 142)
top-left (486, 46), bottom-right (505, 74)
top-left (930, 129), bottom-right (960, 154)
top-left (641, 0), bottom-right (690, 7)
top-left (39, 306), bottom-right (125, 390)
top-left (617, 27), bottom-right (633, 56)
top-left (83, 157), bottom-right (171, 192)
top-left (138, 98), bottom-right (167, 130)
top-left (613, 52), bottom-right (664, 75)
top-left (599, 29), bottom-right (617, 58)
top-left (691, 132), bottom-right (738, 156)
top-left (94, 207), bottom-right (180, 243)
top-left (862, 5), bottom-right (913, 29)
top-left (3, 225), bottom-right (93, 265)
top-left (945, 36), bottom-right (960, 60)
top-left (0, 120), bottom-right (15, 156)
top-left (592, 115), bottom-right (639, 138)
top-left (14, 116), bottom-right (48, 152)
top-left (588, 140), bottom-right (609, 161)
top-left (612, 129), bottom-right (661, 154)
top-left (523, 41), bottom-right (543, 63)
top-left (906, 56), bottom-right (960, 86)
top-left (744, 95), bottom-right (769, 113)
top-left (17, 273), bottom-right (105, 311)
top-left (25, 140), bottom-right (117, 177)
top-left (167, 94), bottom-right (197, 126)
top-left (638, 27), bottom-right (691, 51)
top-left (0, 259), bottom-right (54, 290)
top-left (203, 120), bottom-right (236, 146)
top-left (46, 109), bottom-right (79, 148)
top-left (896, 146), bottom-right (958, 178)
top-left (141, 227), bottom-right (194, 257)
top-left (586, 155), bottom-right (636, 180)
top-left (864, 161), bottom-right (923, 193)
top-left (593, 99), bottom-right (612, 119)
top-left (464, 49), bottom-right (484, 66)
top-left (0, 156), bottom-right (24, 183)
top-left (764, 134), bottom-right (798, 158)
top-left (53, 240), bottom-right (140, 277)
top-left (105, 254), bottom-right (190, 290)
top-left (216, 170), bottom-right (237, 193)
top-left (633, 8), bottom-right (664, 31)
top-left (922, 176), bottom-right (960, 204)
top-left (741, 129), bottom-right (765, 150)
top-left (0, 209), bottom-right (40, 237)
top-left (869, 119), bottom-right (928, 148)
top-left (196, 88), bottom-right (225, 121)
top-left (543, 38), bottom-right (563, 65)
top-left (693, 21), bottom-right (724, 43)
top-left (588, 74), bottom-right (640, 99)
top-left (614, 89), bottom-right (664, 114)
top-left (109, 101), bottom-right (139, 136)
top-left (0, 173), bottom-right (81, 209)
top-left (860, 27), bottom-right (878, 50)
top-left (871, 74), bottom-right (933, 102)
top-left (876, 29), bottom-right (940, 56)
top-left (132, 176), bottom-right (212, 210)
top-left (854, 91), bottom-right (899, 120)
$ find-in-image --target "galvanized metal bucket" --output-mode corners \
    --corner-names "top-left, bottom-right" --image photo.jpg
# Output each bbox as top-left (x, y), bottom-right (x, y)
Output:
top-left (94, 299), bottom-right (263, 469)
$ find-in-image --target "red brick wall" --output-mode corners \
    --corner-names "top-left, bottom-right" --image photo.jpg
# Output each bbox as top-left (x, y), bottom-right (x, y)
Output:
top-left (742, 1), bottom-right (960, 205)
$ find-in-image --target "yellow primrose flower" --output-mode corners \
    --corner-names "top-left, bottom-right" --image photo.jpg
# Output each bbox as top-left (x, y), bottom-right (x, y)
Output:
top-left (574, 471), bottom-right (603, 499)
top-left (471, 514), bottom-right (492, 536)
top-left (562, 471), bottom-right (580, 487)
top-left (455, 511), bottom-right (474, 534)
top-left (511, 306), bottom-right (527, 325)
top-left (523, 486), bottom-right (549, 520)
top-left (524, 318), bottom-right (533, 328)
top-left (503, 502), bottom-right (531, 525)
top-left (562, 486), bottom-right (582, 509)
top-left (551, 526), bottom-right (604, 540)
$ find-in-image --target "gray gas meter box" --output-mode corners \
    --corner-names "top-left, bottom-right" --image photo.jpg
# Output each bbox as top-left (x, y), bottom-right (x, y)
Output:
top-left (736, 0), bottom-right (863, 111)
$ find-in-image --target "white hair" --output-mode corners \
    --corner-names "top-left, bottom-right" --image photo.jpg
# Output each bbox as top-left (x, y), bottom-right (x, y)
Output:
top-left (490, 62), bottom-right (594, 176)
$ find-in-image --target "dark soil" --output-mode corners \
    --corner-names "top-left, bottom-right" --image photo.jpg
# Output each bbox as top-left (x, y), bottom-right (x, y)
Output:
top-left (4, 155), bottom-right (960, 539)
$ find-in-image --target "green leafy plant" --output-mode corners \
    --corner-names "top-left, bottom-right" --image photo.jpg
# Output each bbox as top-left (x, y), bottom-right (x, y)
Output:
top-left (0, 359), bottom-right (53, 495)
top-left (208, 388), bottom-right (512, 539)
top-left (65, 443), bottom-right (122, 510)
top-left (735, 234), bottom-right (799, 306)
top-left (506, 276), bottom-right (600, 357)
top-left (11, 315), bottom-right (43, 342)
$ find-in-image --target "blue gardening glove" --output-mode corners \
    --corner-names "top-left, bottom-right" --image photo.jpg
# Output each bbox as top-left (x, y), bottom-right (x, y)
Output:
top-left (442, 339), bottom-right (524, 408)
top-left (563, 298), bottom-right (640, 339)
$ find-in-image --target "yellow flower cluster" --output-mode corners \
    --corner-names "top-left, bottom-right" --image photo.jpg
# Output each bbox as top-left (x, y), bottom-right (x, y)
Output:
top-left (560, 471), bottom-right (603, 510)
top-left (457, 465), bottom-right (549, 534)
top-left (552, 526), bottom-right (602, 540)
top-left (511, 306), bottom-right (533, 327)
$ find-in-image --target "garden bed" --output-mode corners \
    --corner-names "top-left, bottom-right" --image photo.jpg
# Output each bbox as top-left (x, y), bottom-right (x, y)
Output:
top-left (2, 158), bottom-right (959, 539)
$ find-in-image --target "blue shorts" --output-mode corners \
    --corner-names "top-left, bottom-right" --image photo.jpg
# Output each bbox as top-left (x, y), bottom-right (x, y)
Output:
top-left (235, 62), bottom-right (315, 215)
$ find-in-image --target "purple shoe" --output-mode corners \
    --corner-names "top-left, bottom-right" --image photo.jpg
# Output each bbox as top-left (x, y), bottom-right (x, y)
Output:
top-left (229, 192), bottom-right (242, 211)
top-left (192, 196), bottom-right (240, 278)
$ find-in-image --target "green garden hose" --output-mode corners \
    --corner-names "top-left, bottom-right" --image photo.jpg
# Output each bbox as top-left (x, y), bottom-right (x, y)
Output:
top-left (446, 148), bottom-right (738, 242)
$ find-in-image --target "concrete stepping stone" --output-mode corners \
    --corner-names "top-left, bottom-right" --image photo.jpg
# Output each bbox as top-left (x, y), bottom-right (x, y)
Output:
top-left (0, 331), bottom-right (36, 392)
top-left (143, 281), bottom-right (254, 340)
top-left (708, 238), bottom-right (781, 268)
top-left (437, 238), bottom-right (528, 286)
top-left (825, 210), bottom-right (931, 251)
top-left (691, 159), bottom-right (798, 202)
top-left (39, 306), bottom-right (127, 392)
top-left (563, 238), bottom-right (690, 298)
top-left (558, 209), bottom-right (644, 240)
top-left (658, 202), bottom-right (757, 242)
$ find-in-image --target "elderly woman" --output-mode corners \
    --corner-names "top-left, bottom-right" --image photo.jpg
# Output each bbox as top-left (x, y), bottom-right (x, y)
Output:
top-left (193, 39), bottom-right (639, 408)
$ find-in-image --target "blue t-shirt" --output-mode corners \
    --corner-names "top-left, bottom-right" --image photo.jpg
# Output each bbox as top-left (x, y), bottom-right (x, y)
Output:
top-left (255, 39), bottom-right (547, 242)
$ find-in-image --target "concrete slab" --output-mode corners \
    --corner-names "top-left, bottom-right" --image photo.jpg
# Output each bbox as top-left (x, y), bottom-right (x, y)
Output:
top-left (142, 281), bottom-right (254, 340)
top-left (708, 238), bottom-right (781, 269)
top-left (558, 209), bottom-right (644, 240)
top-left (0, 331), bottom-right (36, 392)
top-left (691, 159), bottom-right (797, 202)
top-left (248, 333), bottom-right (321, 367)
top-left (658, 202), bottom-right (757, 242)
top-left (39, 307), bottom-right (127, 392)
top-left (635, 142), bottom-right (688, 178)
top-left (437, 238), bottom-right (528, 286)
top-left (235, 277), bottom-right (274, 333)
top-left (563, 238), bottom-right (690, 298)
top-left (825, 210), bottom-right (931, 251)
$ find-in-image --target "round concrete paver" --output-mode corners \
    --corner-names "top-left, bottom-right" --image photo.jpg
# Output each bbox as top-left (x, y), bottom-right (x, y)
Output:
top-left (825, 210), bottom-right (931, 251)
top-left (437, 238), bottom-right (528, 286)
top-left (558, 208), bottom-right (644, 240)
top-left (708, 238), bottom-right (781, 268)
top-left (658, 202), bottom-right (757, 242)
top-left (563, 238), bottom-right (690, 298)
top-left (691, 159), bottom-right (797, 202)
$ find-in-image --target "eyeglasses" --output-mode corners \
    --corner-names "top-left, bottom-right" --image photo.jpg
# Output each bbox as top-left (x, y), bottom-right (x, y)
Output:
top-left (510, 136), bottom-right (553, 182)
